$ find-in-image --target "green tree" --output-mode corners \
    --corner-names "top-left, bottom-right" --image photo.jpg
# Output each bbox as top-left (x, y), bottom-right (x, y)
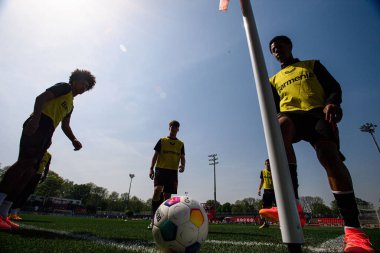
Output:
top-left (86, 184), bottom-right (108, 213)
top-left (232, 198), bottom-right (259, 214)
top-left (300, 196), bottom-right (324, 213)
top-left (205, 199), bottom-right (221, 210)
top-left (35, 171), bottom-right (65, 197)
top-left (128, 196), bottom-right (149, 213)
top-left (65, 183), bottom-right (92, 203)
top-left (312, 202), bottom-right (333, 217)
top-left (0, 165), bottom-right (10, 180)
top-left (107, 191), bottom-right (126, 212)
top-left (220, 202), bottom-right (232, 213)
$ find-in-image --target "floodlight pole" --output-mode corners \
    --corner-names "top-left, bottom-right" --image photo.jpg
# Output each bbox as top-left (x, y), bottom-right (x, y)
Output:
top-left (360, 123), bottom-right (380, 154)
top-left (208, 154), bottom-right (219, 212)
top-left (127, 174), bottom-right (135, 210)
top-left (239, 0), bottom-right (304, 251)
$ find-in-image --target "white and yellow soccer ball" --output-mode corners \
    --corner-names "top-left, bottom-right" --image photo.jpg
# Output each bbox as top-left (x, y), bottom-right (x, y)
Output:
top-left (152, 196), bottom-right (208, 253)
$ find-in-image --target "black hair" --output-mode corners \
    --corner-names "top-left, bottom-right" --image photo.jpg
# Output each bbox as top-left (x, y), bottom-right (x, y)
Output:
top-left (69, 69), bottom-right (96, 90)
top-left (269, 35), bottom-right (292, 53)
top-left (169, 120), bottom-right (180, 128)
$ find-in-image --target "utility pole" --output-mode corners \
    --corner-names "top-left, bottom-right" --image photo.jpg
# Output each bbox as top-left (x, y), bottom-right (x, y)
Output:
top-left (127, 174), bottom-right (135, 210)
top-left (360, 123), bottom-right (380, 154)
top-left (208, 154), bottom-right (218, 212)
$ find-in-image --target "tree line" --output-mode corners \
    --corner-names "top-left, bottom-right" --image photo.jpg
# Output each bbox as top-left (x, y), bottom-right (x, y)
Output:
top-left (0, 165), bottom-right (374, 216)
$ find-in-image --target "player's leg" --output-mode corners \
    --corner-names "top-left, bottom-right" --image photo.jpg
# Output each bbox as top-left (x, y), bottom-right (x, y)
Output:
top-left (259, 115), bottom-right (305, 225)
top-left (314, 140), bottom-right (374, 252)
top-left (0, 121), bottom-right (52, 221)
top-left (0, 159), bottom-right (38, 201)
top-left (11, 173), bottom-right (42, 220)
top-left (259, 190), bottom-right (274, 228)
top-left (278, 114), bottom-right (299, 199)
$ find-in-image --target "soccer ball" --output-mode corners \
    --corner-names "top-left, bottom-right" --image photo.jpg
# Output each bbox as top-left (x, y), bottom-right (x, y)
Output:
top-left (152, 196), bottom-right (208, 253)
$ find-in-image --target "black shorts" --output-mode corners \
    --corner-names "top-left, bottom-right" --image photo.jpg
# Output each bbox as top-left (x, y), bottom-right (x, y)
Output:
top-left (262, 189), bottom-right (276, 208)
top-left (279, 108), bottom-right (339, 147)
top-left (19, 114), bottom-right (55, 171)
top-left (154, 167), bottom-right (178, 194)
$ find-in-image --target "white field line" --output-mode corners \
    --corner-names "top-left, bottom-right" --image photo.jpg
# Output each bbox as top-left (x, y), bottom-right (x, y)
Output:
top-left (20, 224), bottom-right (157, 253)
top-left (20, 224), bottom-right (344, 253)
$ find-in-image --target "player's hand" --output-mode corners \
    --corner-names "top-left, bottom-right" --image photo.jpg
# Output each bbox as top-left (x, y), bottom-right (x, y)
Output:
top-left (149, 169), bottom-right (154, 180)
top-left (72, 139), bottom-right (82, 151)
top-left (323, 104), bottom-right (342, 123)
top-left (258, 190), bottom-right (261, 196)
top-left (24, 117), bottom-right (39, 136)
top-left (179, 165), bottom-right (185, 173)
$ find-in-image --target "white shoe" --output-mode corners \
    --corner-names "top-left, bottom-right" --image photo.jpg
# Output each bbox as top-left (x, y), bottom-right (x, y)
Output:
top-left (147, 222), bottom-right (153, 230)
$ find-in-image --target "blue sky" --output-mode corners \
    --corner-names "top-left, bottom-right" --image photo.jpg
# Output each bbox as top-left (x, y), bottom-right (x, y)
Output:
top-left (0, 0), bottom-right (379, 208)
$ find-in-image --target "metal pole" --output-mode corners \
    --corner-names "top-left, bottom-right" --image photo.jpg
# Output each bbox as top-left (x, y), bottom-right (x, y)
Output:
top-left (239, 0), bottom-right (304, 246)
top-left (127, 174), bottom-right (135, 210)
top-left (209, 154), bottom-right (219, 214)
top-left (213, 162), bottom-right (216, 210)
top-left (370, 132), bottom-right (380, 154)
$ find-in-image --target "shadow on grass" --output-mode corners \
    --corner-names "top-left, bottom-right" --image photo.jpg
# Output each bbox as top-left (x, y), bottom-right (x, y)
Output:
top-left (7, 227), bottom-right (154, 247)
top-left (17, 219), bottom-right (53, 224)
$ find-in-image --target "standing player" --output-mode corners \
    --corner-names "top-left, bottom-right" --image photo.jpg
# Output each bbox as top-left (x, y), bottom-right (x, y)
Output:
top-left (148, 120), bottom-right (186, 229)
top-left (257, 159), bottom-right (276, 228)
top-left (0, 69), bottom-right (96, 230)
top-left (260, 35), bottom-right (374, 253)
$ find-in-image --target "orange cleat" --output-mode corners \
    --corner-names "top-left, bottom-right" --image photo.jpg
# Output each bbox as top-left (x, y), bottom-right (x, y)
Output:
top-left (259, 207), bottom-right (279, 222)
top-left (344, 227), bottom-right (374, 253)
top-left (11, 214), bottom-right (23, 220)
top-left (259, 204), bottom-right (306, 227)
top-left (1, 216), bottom-right (20, 229)
top-left (0, 217), bottom-right (11, 230)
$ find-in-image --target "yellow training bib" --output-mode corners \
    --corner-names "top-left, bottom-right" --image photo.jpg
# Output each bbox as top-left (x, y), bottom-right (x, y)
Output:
top-left (42, 92), bottom-right (74, 128)
top-left (270, 60), bottom-right (325, 112)
top-left (155, 137), bottom-right (184, 171)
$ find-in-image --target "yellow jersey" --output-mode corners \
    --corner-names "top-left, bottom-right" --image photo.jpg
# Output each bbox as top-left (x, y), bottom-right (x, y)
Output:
top-left (155, 137), bottom-right (184, 171)
top-left (270, 60), bottom-right (325, 112)
top-left (261, 168), bottom-right (273, 190)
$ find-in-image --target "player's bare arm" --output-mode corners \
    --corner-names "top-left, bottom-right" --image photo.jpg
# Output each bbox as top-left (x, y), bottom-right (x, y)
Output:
top-left (61, 114), bottom-right (82, 151)
top-left (179, 155), bottom-right (185, 173)
top-left (149, 152), bottom-right (159, 179)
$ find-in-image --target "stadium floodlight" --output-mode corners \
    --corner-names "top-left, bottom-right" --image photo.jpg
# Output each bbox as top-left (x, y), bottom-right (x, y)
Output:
top-left (208, 154), bottom-right (218, 214)
top-left (127, 174), bottom-right (135, 210)
top-left (360, 123), bottom-right (380, 154)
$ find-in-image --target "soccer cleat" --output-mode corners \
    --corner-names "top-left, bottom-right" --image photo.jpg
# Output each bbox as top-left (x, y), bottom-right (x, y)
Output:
top-left (147, 222), bottom-right (153, 230)
top-left (344, 227), bottom-right (374, 253)
top-left (0, 217), bottom-right (11, 230)
top-left (259, 207), bottom-right (279, 222)
top-left (259, 222), bottom-right (269, 229)
top-left (259, 204), bottom-right (306, 227)
top-left (1, 216), bottom-right (20, 229)
top-left (11, 214), bottom-right (23, 220)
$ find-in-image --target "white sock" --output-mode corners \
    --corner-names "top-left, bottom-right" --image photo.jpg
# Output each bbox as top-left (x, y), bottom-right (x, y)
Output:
top-left (0, 201), bottom-right (13, 217)
top-left (0, 193), bottom-right (7, 206)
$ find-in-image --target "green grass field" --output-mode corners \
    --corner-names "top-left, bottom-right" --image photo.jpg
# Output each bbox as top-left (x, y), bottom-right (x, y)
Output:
top-left (0, 214), bottom-right (378, 253)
